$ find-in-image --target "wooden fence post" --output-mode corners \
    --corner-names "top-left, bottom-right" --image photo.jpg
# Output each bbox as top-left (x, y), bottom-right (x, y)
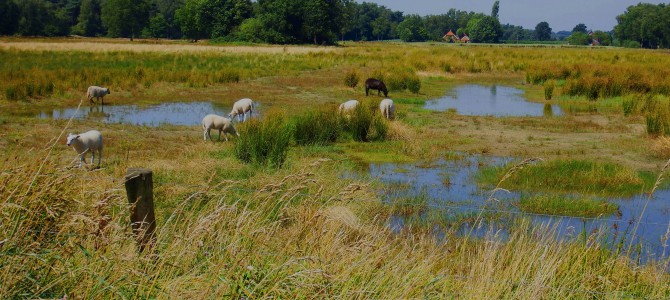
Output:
top-left (125, 168), bottom-right (156, 253)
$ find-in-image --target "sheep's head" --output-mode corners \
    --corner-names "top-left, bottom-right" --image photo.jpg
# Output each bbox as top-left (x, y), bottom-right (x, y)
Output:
top-left (105, 88), bottom-right (111, 95)
top-left (66, 133), bottom-right (80, 146)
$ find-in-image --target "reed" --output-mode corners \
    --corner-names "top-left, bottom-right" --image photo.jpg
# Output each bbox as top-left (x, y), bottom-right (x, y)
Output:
top-left (234, 113), bottom-right (292, 168)
top-left (292, 109), bottom-right (342, 146)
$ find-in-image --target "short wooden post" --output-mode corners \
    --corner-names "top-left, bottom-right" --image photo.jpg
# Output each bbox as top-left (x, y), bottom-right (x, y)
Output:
top-left (125, 168), bottom-right (156, 253)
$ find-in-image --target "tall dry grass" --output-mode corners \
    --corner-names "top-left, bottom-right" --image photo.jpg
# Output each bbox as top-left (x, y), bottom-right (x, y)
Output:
top-left (1, 122), bottom-right (669, 298)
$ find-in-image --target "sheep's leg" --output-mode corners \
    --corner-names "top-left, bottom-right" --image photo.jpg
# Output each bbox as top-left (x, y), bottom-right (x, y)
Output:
top-left (224, 133), bottom-right (229, 142)
top-left (218, 129), bottom-right (222, 141)
top-left (204, 128), bottom-right (210, 141)
top-left (97, 149), bottom-right (102, 166)
top-left (80, 154), bottom-right (85, 168)
top-left (91, 151), bottom-right (95, 165)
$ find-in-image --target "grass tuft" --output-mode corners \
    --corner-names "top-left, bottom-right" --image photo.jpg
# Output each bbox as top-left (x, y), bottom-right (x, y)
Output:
top-left (234, 113), bottom-right (292, 168)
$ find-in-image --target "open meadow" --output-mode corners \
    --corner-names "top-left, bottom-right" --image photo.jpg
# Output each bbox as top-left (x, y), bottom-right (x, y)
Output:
top-left (2, 38), bottom-right (670, 298)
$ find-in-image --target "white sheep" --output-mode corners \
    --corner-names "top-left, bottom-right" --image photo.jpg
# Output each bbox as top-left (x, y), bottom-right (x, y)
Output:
top-left (66, 130), bottom-right (103, 168)
top-left (228, 98), bottom-right (255, 122)
top-left (379, 98), bottom-right (395, 120)
top-left (86, 86), bottom-right (111, 104)
top-left (202, 114), bottom-right (239, 142)
top-left (338, 100), bottom-right (360, 115)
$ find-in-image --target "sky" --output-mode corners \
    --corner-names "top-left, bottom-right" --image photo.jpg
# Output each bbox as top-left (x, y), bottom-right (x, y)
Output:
top-left (361, 0), bottom-right (668, 32)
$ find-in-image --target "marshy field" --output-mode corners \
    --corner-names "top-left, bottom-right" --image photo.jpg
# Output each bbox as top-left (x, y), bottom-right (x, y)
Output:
top-left (2, 37), bottom-right (670, 298)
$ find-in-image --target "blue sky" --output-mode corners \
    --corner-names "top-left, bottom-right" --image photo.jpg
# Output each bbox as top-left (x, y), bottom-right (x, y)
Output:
top-left (361, 0), bottom-right (668, 32)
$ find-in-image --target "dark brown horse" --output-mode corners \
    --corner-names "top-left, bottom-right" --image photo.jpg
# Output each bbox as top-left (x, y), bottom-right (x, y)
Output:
top-left (365, 78), bottom-right (388, 97)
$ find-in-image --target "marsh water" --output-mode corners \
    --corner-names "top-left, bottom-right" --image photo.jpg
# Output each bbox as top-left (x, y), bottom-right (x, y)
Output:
top-left (367, 156), bottom-right (670, 264)
top-left (36, 84), bottom-right (554, 125)
top-left (37, 101), bottom-right (237, 126)
top-left (425, 84), bottom-right (563, 117)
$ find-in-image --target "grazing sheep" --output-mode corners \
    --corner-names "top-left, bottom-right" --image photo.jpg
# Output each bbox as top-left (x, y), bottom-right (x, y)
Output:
top-left (379, 98), bottom-right (395, 120)
top-left (202, 114), bottom-right (239, 142)
top-left (365, 78), bottom-right (388, 97)
top-left (66, 130), bottom-right (103, 168)
top-left (86, 86), bottom-right (111, 104)
top-left (338, 100), bottom-right (360, 115)
top-left (228, 98), bottom-right (255, 122)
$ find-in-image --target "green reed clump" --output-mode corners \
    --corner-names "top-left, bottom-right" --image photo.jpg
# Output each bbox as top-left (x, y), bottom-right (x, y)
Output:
top-left (646, 110), bottom-right (670, 136)
top-left (214, 70), bottom-right (241, 83)
top-left (478, 159), bottom-right (655, 197)
top-left (234, 114), bottom-right (292, 168)
top-left (544, 81), bottom-right (554, 100)
top-left (406, 75), bottom-right (421, 94)
top-left (386, 71), bottom-right (421, 94)
top-left (517, 194), bottom-right (618, 218)
top-left (343, 70), bottom-right (359, 88)
top-left (346, 104), bottom-right (373, 142)
top-left (343, 103), bottom-right (388, 142)
top-left (293, 109), bottom-right (342, 146)
top-left (370, 113), bottom-right (389, 141)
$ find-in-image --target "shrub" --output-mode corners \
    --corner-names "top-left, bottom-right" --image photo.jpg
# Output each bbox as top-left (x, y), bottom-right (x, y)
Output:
top-left (234, 114), bottom-right (292, 168)
top-left (344, 70), bottom-right (359, 88)
top-left (386, 74), bottom-right (407, 91)
top-left (543, 81), bottom-right (554, 100)
top-left (406, 75), bottom-right (421, 94)
top-left (293, 109), bottom-right (341, 146)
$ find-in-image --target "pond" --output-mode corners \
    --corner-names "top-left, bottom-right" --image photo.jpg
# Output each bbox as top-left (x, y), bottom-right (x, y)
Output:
top-left (368, 155), bottom-right (670, 264)
top-left (36, 101), bottom-right (253, 127)
top-left (424, 84), bottom-right (563, 117)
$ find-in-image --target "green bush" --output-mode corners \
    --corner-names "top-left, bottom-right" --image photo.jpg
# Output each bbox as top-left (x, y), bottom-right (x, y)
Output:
top-left (234, 114), bottom-right (292, 168)
top-left (406, 75), bottom-right (421, 94)
top-left (293, 109), bottom-right (342, 145)
top-left (344, 70), bottom-right (359, 88)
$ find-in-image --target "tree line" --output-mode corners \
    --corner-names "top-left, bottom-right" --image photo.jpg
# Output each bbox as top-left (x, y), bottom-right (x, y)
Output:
top-left (0, 0), bottom-right (667, 48)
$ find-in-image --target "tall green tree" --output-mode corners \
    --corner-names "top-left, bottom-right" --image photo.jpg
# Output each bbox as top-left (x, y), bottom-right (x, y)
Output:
top-left (101, 0), bottom-right (150, 40)
top-left (534, 21), bottom-right (552, 41)
top-left (16, 0), bottom-right (70, 36)
top-left (397, 15), bottom-right (427, 42)
top-left (572, 23), bottom-right (587, 34)
top-left (615, 3), bottom-right (670, 48)
top-left (302, 0), bottom-right (344, 44)
top-left (491, 0), bottom-right (499, 19)
top-left (370, 10), bottom-right (391, 41)
top-left (72, 0), bottom-right (103, 36)
top-left (0, 0), bottom-right (20, 35)
top-left (199, 0), bottom-right (252, 38)
top-left (466, 14), bottom-right (501, 43)
top-left (175, 0), bottom-right (207, 41)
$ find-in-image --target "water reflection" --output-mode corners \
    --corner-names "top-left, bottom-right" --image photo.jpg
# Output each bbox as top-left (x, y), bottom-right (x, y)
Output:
top-left (37, 101), bottom-right (235, 126)
top-left (424, 84), bottom-right (563, 117)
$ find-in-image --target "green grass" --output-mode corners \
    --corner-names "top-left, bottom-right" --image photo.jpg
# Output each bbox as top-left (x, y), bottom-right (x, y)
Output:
top-left (478, 159), bottom-right (657, 197)
top-left (516, 194), bottom-right (618, 218)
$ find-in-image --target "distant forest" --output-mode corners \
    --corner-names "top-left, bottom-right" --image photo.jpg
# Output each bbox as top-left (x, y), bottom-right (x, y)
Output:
top-left (0, 0), bottom-right (668, 48)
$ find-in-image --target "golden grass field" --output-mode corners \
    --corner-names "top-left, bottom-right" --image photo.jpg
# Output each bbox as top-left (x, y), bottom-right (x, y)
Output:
top-left (1, 38), bottom-right (670, 298)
